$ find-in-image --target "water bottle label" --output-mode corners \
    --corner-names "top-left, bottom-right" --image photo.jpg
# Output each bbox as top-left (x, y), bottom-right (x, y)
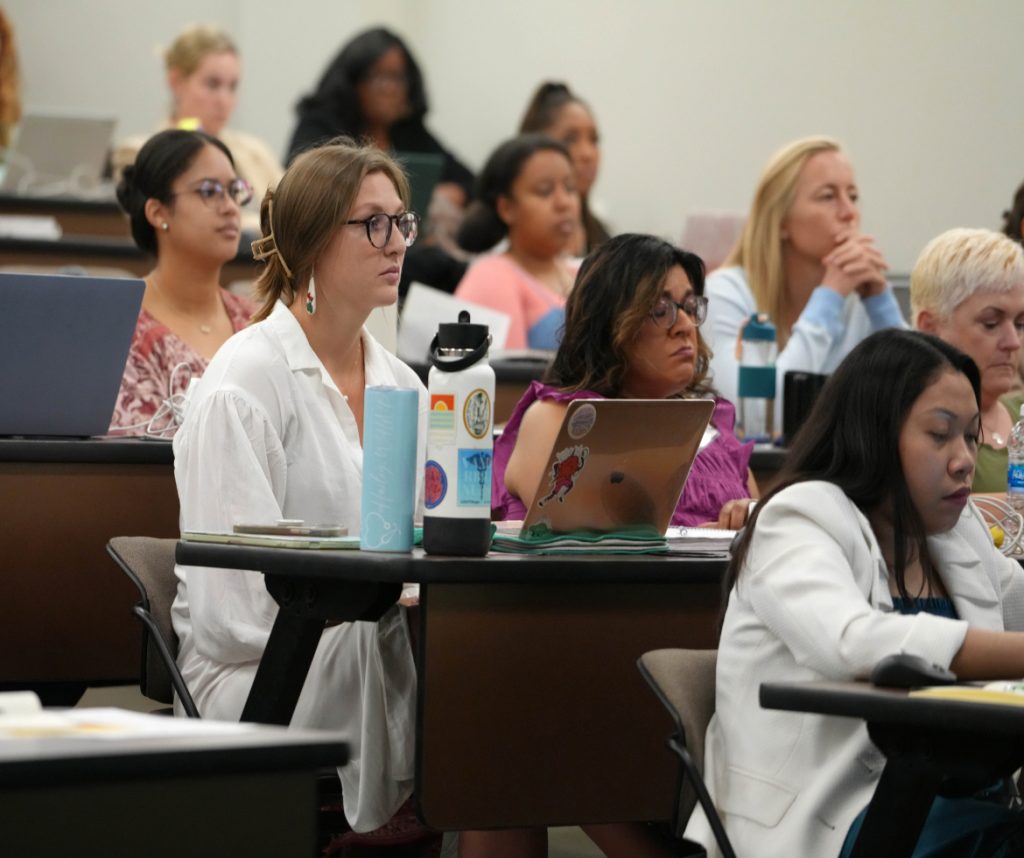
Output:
top-left (462, 388), bottom-right (492, 439)
top-left (738, 365), bottom-right (776, 398)
top-left (1009, 462), bottom-right (1024, 490)
top-left (424, 460), bottom-right (448, 510)
top-left (429, 393), bottom-right (457, 444)
top-left (457, 448), bottom-right (493, 507)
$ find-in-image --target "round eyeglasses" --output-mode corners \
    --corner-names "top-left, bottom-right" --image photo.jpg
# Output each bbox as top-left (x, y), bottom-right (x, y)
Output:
top-left (346, 211), bottom-right (420, 249)
top-left (649, 294), bottom-right (709, 328)
top-left (174, 177), bottom-right (254, 208)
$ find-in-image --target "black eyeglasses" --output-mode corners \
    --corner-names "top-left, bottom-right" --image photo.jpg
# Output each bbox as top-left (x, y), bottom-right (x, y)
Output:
top-left (346, 211), bottom-right (420, 249)
top-left (649, 294), bottom-right (709, 328)
top-left (173, 177), bottom-right (253, 208)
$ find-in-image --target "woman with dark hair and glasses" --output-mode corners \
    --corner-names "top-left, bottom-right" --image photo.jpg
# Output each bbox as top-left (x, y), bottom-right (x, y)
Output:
top-left (492, 233), bottom-right (757, 533)
top-left (690, 328), bottom-right (1024, 857)
top-left (109, 128), bottom-right (256, 434)
top-left (173, 139), bottom-right (434, 848)
top-left (286, 26), bottom-right (472, 206)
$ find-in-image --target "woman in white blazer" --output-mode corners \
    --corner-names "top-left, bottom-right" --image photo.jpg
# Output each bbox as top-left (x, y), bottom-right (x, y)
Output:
top-left (688, 329), bottom-right (1024, 857)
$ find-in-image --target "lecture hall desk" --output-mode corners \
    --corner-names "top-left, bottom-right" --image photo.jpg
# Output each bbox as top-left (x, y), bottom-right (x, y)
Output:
top-left (0, 438), bottom-right (178, 703)
top-left (175, 540), bottom-right (730, 830)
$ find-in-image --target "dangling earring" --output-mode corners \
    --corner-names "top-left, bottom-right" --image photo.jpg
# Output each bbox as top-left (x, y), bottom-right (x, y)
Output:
top-left (306, 275), bottom-right (316, 315)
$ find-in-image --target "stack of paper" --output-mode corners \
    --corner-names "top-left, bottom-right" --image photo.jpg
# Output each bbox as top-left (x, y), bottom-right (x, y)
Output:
top-left (666, 526), bottom-right (737, 556)
top-left (491, 522), bottom-right (667, 555)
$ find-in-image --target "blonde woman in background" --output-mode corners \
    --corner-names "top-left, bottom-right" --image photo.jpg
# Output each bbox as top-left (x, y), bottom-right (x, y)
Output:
top-left (112, 24), bottom-right (283, 225)
top-left (912, 228), bottom-right (1024, 492)
top-left (704, 135), bottom-right (904, 410)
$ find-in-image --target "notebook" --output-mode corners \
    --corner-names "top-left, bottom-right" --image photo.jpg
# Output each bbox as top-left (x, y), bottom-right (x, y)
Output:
top-left (519, 398), bottom-right (715, 536)
top-left (1, 114), bottom-right (117, 197)
top-left (0, 272), bottom-right (144, 436)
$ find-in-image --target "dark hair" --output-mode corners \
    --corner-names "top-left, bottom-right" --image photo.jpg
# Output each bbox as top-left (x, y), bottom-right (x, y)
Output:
top-left (115, 128), bottom-right (234, 256)
top-left (726, 328), bottom-right (981, 602)
top-left (519, 81), bottom-right (610, 254)
top-left (456, 133), bottom-right (571, 253)
top-left (545, 233), bottom-right (710, 396)
top-left (1002, 178), bottom-right (1024, 243)
top-left (297, 27), bottom-right (427, 132)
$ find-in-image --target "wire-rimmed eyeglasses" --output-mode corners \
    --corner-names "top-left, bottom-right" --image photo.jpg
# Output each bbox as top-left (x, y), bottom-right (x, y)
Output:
top-left (174, 177), bottom-right (253, 208)
top-left (346, 211), bottom-right (420, 249)
top-left (649, 294), bottom-right (709, 328)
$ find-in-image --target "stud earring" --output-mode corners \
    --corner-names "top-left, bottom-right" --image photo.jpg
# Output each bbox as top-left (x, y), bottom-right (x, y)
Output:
top-left (161, 222), bottom-right (169, 231)
top-left (306, 276), bottom-right (316, 315)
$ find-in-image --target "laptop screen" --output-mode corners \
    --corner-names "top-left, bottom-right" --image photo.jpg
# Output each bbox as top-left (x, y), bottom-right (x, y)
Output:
top-left (1, 114), bottom-right (117, 197)
top-left (0, 272), bottom-right (143, 436)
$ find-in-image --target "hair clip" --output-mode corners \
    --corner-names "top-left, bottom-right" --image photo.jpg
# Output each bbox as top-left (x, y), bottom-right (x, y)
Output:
top-left (250, 197), bottom-right (293, 279)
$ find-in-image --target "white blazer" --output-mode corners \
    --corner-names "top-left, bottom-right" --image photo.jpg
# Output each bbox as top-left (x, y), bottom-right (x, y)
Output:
top-left (686, 481), bottom-right (1024, 858)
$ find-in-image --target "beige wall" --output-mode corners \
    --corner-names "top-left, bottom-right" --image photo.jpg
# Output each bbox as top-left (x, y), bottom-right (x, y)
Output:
top-left (9, 0), bottom-right (1024, 270)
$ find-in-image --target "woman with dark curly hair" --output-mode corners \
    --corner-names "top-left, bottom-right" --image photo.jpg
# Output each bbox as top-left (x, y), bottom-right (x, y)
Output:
top-left (493, 233), bottom-right (757, 530)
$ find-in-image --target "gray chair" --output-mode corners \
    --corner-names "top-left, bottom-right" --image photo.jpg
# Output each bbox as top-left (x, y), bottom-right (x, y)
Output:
top-left (637, 648), bottom-right (737, 858)
top-left (106, 536), bottom-right (199, 717)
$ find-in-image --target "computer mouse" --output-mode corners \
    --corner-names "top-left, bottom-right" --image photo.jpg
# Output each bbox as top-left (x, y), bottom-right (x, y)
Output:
top-left (870, 653), bottom-right (958, 688)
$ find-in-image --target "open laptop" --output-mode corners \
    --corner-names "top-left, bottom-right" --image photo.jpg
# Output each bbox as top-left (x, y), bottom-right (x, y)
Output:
top-left (0, 272), bottom-right (144, 436)
top-left (394, 151), bottom-right (444, 224)
top-left (520, 398), bottom-right (715, 536)
top-left (0, 114), bottom-right (117, 197)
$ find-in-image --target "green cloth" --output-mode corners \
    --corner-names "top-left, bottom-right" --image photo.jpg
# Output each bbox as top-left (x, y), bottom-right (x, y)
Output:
top-left (973, 391), bottom-right (1024, 493)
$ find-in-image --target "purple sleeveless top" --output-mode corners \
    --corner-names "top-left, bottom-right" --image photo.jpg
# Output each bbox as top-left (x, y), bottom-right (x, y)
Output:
top-left (492, 381), bottom-right (753, 527)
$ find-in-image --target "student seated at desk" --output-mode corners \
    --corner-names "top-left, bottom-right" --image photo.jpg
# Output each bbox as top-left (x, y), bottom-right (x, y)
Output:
top-left (455, 134), bottom-right (581, 352)
top-left (910, 228), bottom-right (1024, 493)
top-left (493, 233), bottom-right (756, 530)
top-left (690, 329), bottom-right (1024, 857)
top-left (109, 129), bottom-right (256, 435)
top-left (172, 139), bottom-right (431, 844)
top-left (111, 24), bottom-right (283, 231)
top-left (704, 135), bottom-right (905, 409)
top-left (519, 81), bottom-right (610, 257)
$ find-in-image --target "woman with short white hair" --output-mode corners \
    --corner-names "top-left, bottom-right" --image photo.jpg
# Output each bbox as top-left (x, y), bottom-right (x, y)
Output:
top-left (912, 227), bottom-right (1024, 491)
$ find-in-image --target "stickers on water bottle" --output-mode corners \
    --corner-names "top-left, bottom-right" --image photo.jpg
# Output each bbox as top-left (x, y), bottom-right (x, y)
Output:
top-left (462, 388), bottom-right (491, 439)
top-left (457, 448), bottom-right (492, 506)
top-left (429, 394), bottom-right (456, 444)
top-left (424, 460), bottom-right (448, 510)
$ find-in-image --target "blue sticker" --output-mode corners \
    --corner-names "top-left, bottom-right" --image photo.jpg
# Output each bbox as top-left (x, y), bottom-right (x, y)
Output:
top-left (457, 448), bottom-right (492, 507)
top-left (424, 460), bottom-right (447, 510)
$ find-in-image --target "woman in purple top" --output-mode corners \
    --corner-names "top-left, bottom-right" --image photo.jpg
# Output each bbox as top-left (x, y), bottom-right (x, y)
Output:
top-left (494, 233), bottom-right (757, 532)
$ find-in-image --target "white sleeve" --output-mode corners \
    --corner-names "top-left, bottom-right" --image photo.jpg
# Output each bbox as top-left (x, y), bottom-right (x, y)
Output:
top-left (174, 388), bottom-right (289, 664)
top-left (741, 487), bottom-right (969, 678)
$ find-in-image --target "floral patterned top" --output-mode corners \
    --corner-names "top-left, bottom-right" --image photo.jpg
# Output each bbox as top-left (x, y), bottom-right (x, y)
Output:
top-left (107, 289), bottom-right (256, 436)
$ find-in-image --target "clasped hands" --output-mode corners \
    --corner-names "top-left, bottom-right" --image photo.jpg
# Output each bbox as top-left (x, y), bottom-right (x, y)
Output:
top-left (822, 229), bottom-right (888, 299)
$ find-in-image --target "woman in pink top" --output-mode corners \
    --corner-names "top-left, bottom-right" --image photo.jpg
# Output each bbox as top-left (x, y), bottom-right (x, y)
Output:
top-left (454, 134), bottom-right (579, 351)
top-left (109, 129), bottom-right (257, 434)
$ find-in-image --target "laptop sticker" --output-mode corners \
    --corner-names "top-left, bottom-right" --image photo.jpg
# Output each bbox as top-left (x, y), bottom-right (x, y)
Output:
top-left (567, 403), bottom-right (597, 439)
top-left (537, 445), bottom-right (589, 507)
top-left (457, 449), bottom-right (493, 506)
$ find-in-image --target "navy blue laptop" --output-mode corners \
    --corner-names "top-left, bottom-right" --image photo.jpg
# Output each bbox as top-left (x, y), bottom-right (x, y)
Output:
top-left (0, 272), bottom-right (144, 436)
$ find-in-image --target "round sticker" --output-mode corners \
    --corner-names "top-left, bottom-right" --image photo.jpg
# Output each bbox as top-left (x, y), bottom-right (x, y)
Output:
top-left (463, 388), bottom-right (491, 439)
top-left (567, 403), bottom-right (597, 439)
top-left (424, 460), bottom-right (448, 509)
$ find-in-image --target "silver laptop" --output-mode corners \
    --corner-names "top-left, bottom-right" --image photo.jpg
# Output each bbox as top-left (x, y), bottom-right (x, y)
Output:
top-left (0, 272), bottom-right (144, 436)
top-left (1, 114), bottom-right (116, 197)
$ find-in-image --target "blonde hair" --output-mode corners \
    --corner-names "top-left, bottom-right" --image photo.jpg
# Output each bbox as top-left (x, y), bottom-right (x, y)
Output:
top-left (251, 138), bottom-right (410, 322)
top-left (164, 24), bottom-right (236, 76)
top-left (725, 135), bottom-right (841, 344)
top-left (910, 228), bottom-right (1024, 323)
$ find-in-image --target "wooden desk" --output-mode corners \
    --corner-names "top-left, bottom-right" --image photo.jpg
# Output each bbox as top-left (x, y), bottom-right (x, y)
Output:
top-left (0, 439), bottom-right (178, 702)
top-left (0, 234), bottom-right (259, 286)
top-left (0, 718), bottom-right (348, 857)
top-left (0, 193), bottom-right (127, 238)
top-left (760, 681), bottom-right (1024, 858)
top-left (175, 542), bottom-right (727, 829)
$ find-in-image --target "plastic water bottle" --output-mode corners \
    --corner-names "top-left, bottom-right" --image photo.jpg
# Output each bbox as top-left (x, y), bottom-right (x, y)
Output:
top-left (737, 313), bottom-right (777, 442)
top-left (422, 311), bottom-right (495, 556)
top-left (1007, 404), bottom-right (1024, 512)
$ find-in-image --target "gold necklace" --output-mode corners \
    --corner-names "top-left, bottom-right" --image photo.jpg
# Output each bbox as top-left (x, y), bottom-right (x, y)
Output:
top-left (148, 275), bottom-right (217, 334)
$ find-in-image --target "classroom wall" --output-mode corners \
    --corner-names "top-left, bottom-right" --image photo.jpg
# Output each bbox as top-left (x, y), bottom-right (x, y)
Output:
top-left (8, 0), bottom-right (1024, 272)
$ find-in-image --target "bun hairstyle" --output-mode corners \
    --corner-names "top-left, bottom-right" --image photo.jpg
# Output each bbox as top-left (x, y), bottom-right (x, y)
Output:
top-left (456, 133), bottom-right (571, 253)
top-left (518, 81), bottom-right (578, 135)
top-left (115, 128), bottom-right (234, 257)
top-left (1002, 178), bottom-right (1024, 243)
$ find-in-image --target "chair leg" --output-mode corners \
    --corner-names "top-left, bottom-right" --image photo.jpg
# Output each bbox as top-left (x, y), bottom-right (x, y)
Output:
top-left (668, 738), bottom-right (737, 858)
